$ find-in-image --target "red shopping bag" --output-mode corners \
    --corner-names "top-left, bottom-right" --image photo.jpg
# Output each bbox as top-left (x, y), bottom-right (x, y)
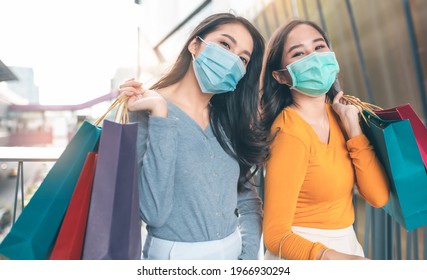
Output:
top-left (50, 152), bottom-right (98, 260)
top-left (374, 103), bottom-right (427, 169)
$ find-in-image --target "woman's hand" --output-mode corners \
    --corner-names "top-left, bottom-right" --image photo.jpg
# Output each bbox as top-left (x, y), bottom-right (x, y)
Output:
top-left (331, 91), bottom-right (362, 138)
top-left (320, 249), bottom-right (369, 260)
top-left (119, 78), bottom-right (168, 117)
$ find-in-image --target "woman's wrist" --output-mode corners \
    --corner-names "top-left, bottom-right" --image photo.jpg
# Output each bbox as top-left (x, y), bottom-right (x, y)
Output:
top-left (318, 248), bottom-right (330, 260)
top-left (346, 123), bottom-right (363, 138)
top-left (150, 99), bottom-right (168, 117)
top-left (342, 115), bottom-right (363, 138)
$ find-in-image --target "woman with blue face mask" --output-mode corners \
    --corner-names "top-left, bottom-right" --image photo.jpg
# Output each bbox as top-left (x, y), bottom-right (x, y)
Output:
top-left (260, 19), bottom-right (390, 260)
top-left (118, 13), bottom-right (269, 260)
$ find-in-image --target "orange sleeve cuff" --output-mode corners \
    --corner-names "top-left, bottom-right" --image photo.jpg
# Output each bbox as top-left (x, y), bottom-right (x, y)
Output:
top-left (346, 134), bottom-right (371, 152)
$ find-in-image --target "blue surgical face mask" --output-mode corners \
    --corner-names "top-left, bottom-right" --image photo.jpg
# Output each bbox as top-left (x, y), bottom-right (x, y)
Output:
top-left (192, 36), bottom-right (246, 94)
top-left (279, 51), bottom-right (339, 97)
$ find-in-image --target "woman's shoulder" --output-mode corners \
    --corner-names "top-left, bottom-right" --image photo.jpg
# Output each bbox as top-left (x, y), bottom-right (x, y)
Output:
top-left (270, 107), bottom-right (312, 144)
top-left (271, 107), bottom-right (304, 131)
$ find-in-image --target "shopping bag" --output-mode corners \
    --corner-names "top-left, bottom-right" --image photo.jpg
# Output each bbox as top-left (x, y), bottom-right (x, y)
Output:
top-left (50, 152), bottom-right (98, 260)
top-left (82, 119), bottom-right (141, 259)
top-left (361, 111), bottom-right (427, 231)
top-left (374, 103), bottom-right (427, 170)
top-left (0, 122), bottom-right (101, 259)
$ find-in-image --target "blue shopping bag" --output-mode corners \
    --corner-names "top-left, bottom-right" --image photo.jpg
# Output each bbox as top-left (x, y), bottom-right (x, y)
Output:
top-left (362, 111), bottom-right (427, 231)
top-left (0, 121), bottom-right (101, 259)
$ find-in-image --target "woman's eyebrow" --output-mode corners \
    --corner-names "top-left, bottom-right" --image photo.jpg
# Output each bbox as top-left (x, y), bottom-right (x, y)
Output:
top-left (313, 37), bottom-right (326, 44)
top-left (287, 43), bottom-right (303, 54)
top-left (221, 33), bottom-right (252, 57)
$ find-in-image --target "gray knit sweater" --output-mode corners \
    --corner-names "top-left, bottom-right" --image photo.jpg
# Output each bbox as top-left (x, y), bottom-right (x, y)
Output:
top-left (130, 100), bottom-right (263, 259)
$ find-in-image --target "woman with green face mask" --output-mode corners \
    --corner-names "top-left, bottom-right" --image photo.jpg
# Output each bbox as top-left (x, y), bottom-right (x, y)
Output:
top-left (260, 19), bottom-right (390, 260)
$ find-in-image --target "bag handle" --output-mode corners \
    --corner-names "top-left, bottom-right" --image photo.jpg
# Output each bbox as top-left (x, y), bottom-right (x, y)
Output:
top-left (93, 94), bottom-right (130, 126)
top-left (341, 95), bottom-right (383, 126)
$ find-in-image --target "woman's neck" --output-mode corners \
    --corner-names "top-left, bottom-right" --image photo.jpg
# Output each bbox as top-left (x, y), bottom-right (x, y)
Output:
top-left (290, 92), bottom-right (327, 121)
top-left (159, 67), bottom-right (212, 111)
top-left (291, 92), bottom-right (330, 143)
top-left (157, 67), bottom-right (212, 130)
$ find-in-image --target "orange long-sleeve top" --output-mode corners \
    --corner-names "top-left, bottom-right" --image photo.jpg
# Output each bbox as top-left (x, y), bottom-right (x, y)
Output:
top-left (263, 104), bottom-right (389, 260)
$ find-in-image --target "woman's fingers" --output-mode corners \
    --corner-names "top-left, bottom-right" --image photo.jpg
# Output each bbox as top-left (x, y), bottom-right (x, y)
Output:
top-left (332, 91), bottom-right (344, 104)
top-left (119, 86), bottom-right (139, 97)
top-left (119, 79), bottom-right (142, 89)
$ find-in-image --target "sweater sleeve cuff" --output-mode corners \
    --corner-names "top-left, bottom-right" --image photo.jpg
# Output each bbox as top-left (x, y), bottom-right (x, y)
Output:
top-left (346, 134), bottom-right (371, 153)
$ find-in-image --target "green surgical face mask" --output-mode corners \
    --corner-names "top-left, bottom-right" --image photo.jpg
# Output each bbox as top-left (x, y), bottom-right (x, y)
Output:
top-left (279, 51), bottom-right (340, 97)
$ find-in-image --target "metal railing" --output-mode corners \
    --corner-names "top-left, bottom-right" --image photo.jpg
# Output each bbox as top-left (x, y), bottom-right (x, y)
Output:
top-left (354, 196), bottom-right (426, 260)
top-left (0, 147), bottom-right (63, 224)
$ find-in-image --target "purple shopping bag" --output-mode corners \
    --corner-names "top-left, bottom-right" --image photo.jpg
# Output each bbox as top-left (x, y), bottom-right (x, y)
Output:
top-left (82, 119), bottom-right (141, 259)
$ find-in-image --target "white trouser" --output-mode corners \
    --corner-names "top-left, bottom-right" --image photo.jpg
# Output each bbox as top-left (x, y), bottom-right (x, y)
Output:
top-left (142, 228), bottom-right (242, 260)
top-left (264, 225), bottom-right (364, 260)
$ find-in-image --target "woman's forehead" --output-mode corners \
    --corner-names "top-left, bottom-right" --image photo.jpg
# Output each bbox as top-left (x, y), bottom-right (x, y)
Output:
top-left (208, 23), bottom-right (254, 52)
top-left (285, 24), bottom-right (323, 48)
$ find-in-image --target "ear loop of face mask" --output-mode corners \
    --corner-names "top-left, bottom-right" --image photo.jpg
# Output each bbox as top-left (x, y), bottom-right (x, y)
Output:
top-left (191, 36), bottom-right (208, 60)
top-left (276, 68), bottom-right (293, 88)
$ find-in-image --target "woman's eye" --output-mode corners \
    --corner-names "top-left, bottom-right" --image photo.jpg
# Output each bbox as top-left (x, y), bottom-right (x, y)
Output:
top-left (240, 57), bottom-right (248, 65)
top-left (220, 41), bottom-right (231, 49)
top-left (291, 51), bottom-right (304, 58)
top-left (315, 45), bottom-right (326, 50)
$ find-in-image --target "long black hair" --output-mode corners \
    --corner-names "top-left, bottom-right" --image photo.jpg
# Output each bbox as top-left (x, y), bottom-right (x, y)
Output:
top-left (260, 19), bottom-right (340, 135)
top-left (150, 13), bottom-right (269, 190)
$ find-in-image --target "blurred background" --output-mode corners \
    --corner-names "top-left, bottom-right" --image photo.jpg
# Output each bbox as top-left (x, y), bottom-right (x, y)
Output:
top-left (0, 0), bottom-right (426, 258)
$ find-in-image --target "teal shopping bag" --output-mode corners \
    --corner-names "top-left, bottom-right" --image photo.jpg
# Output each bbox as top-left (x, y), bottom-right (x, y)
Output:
top-left (0, 121), bottom-right (101, 259)
top-left (362, 111), bottom-right (427, 231)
